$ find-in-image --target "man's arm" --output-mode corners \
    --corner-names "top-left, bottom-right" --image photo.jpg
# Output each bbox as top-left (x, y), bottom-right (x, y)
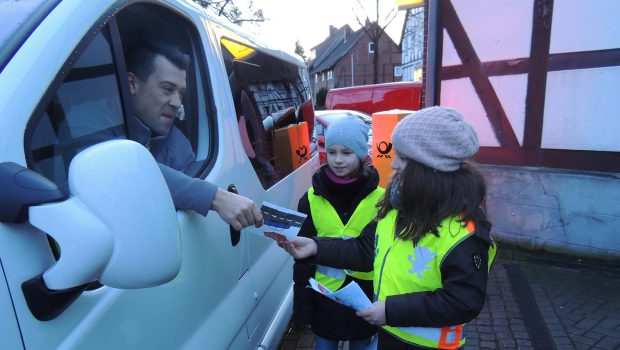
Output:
top-left (158, 164), bottom-right (262, 230)
top-left (210, 187), bottom-right (263, 231)
top-left (158, 164), bottom-right (215, 215)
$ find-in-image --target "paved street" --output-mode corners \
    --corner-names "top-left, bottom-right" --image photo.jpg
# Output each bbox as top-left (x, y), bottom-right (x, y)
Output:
top-left (279, 245), bottom-right (620, 350)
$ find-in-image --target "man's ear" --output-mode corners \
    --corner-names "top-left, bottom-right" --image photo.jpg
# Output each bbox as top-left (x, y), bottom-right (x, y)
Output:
top-left (127, 72), bottom-right (138, 94)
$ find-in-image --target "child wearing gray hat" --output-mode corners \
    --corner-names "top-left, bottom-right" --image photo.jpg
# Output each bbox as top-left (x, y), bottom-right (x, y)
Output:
top-left (292, 116), bottom-right (384, 350)
top-left (281, 106), bottom-right (497, 350)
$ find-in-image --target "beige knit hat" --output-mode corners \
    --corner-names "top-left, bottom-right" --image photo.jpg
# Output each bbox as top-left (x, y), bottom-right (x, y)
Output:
top-left (391, 106), bottom-right (479, 171)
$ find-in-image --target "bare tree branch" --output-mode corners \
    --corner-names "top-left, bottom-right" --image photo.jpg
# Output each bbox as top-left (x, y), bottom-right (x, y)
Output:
top-left (352, 0), bottom-right (399, 84)
top-left (218, 0), bottom-right (231, 16)
top-left (192, 0), bottom-right (265, 25)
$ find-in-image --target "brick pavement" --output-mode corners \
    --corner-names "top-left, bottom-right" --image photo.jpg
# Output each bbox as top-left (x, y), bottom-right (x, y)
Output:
top-left (279, 245), bottom-right (620, 350)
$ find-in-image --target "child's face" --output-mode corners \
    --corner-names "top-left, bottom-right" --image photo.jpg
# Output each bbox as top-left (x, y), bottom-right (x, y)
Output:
top-left (391, 150), bottom-right (408, 175)
top-left (326, 144), bottom-right (361, 178)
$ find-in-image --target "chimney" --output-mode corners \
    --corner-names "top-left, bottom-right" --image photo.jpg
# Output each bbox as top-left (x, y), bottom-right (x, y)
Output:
top-left (329, 25), bottom-right (336, 36)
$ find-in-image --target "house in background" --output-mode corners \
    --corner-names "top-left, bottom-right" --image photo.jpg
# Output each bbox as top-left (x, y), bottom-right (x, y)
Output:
top-left (310, 22), bottom-right (401, 97)
top-left (400, 6), bottom-right (425, 82)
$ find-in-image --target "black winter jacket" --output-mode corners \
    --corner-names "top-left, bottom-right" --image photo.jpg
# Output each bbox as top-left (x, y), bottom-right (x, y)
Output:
top-left (293, 164), bottom-right (381, 340)
top-left (311, 214), bottom-right (494, 349)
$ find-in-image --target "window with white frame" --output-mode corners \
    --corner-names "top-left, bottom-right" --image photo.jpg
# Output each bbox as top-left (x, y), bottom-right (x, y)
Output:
top-left (368, 41), bottom-right (374, 53)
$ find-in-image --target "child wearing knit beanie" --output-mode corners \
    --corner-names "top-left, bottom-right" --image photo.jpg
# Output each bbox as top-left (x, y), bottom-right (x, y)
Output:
top-left (292, 115), bottom-right (384, 350)
top-left (280, 106), bottom-right (497, 350)
top-left (324, 116), bottom-right (370, 163)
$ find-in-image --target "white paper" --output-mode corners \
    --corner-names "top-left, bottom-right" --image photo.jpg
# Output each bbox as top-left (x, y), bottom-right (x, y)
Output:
top-left (308, 278), bottom-right (373, 312)
top-left (259, 202), bottom-right (307, 242)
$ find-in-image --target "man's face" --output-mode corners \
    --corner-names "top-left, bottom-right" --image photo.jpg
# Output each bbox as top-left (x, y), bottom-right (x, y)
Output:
top-left (129, 55), bottom-right (186, 136)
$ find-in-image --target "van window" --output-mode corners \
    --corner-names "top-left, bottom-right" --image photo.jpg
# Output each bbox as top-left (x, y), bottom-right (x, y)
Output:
top-left (28, 30), bottom-right (124, 191)
top-left (25, 3), bottom-right (215, 193)
top-left (220, 37), bottom-right (313, 188)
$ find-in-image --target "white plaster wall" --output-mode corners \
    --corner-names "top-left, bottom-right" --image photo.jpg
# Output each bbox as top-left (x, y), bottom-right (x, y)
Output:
top-left (542, 66), bottom-right (620, 152)
top-left (550, 0), bottom-right (620, 54)
top-left (442, 29), bottom-right (461, 67)
top-left (450, 0), bottom-right (533, 62)
top-left (489, 74), bottom-right (528, 146)
top-left (440, 78), bottom-right (500, 147)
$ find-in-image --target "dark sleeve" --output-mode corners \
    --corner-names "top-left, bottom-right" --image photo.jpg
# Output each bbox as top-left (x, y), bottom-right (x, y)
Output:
top-left (292, 192), bottom-right (316, 326)
top-left (158, 127), bottom-right (197, 174)
top-left (158, 164), bottom-right (217, 216)
top-left (313, 221), bottom-right (376, 272)
top-left (385, 234), bottom-right (491, 328)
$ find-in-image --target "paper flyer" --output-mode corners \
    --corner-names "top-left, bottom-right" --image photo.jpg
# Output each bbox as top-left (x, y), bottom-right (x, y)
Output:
top-left (308, 278), bottom-right (373, 312)
top-left (259, 202), bottom-right (307, 243)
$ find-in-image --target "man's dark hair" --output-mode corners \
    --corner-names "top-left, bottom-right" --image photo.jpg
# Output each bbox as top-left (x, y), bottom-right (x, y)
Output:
top-left (126, 40), bottom-right (190, 81)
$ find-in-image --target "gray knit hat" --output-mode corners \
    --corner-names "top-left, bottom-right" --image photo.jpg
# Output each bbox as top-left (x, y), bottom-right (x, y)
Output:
top-left (391, 106), bottom-right (479, 172)
top-left (325, 116), bottom-right (369, 160)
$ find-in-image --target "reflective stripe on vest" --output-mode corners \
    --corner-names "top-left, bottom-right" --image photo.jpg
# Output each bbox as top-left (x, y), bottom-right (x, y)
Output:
top-left (309, 186), bottom-right (384, 291)
top-left (373, 210), bottom-right (497, 349)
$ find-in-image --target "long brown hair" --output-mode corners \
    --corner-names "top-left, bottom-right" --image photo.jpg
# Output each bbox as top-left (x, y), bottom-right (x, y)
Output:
top-left (377, 159), bottom-right (486, 244)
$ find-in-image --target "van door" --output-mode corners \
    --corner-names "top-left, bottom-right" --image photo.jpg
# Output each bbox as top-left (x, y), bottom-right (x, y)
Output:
top-left (0, 262), bottom-right (23, 350)
top-left (215, 27), bottom-right (316, 347)
top-left (0, 1), bottom-right (257, 349)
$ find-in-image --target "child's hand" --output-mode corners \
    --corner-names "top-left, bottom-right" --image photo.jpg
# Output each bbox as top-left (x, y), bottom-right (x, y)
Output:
top-left (356, 301), bottom-right (386, 326)
top-left (277, 237), bottom-right (317, 259)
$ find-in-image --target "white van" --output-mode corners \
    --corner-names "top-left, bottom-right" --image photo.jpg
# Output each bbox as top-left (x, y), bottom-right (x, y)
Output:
top-left (0, 0), bottom-right (315, 349)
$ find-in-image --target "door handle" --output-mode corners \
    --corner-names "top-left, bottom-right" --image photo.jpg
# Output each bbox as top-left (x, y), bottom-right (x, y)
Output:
top-left (227, 184), bottom-right (241, 246)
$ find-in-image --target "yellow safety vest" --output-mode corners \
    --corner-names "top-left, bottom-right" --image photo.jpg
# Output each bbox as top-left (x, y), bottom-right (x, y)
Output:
top-left (374, 210), bottom-right (497, 349)
top-left (308, 186), bottom-right (385, 291)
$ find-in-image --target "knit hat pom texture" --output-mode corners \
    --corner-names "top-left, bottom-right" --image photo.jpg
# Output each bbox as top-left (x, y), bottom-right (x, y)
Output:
top-left (325, 116), bottom-right (369, 160)
top-left (391, 106), bottom-right (479, 172)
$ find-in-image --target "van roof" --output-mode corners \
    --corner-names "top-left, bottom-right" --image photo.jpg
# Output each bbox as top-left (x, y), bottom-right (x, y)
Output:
top-left (203, 5), bottom-right (305, 67)
top-left (0, 0), bottom-right (304, 73)
top-left (0, 0), bottom-right (61, 72)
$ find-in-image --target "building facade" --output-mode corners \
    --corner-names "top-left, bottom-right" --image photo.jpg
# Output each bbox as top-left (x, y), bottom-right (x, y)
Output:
top-left (310, 23), bottom-right (401, 96)
top-left (400, 7), bottom-right (425, 82)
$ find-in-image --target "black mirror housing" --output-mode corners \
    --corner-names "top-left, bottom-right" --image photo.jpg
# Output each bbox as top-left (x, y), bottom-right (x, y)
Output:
top-left (0, 162), bottom-right (66, 223)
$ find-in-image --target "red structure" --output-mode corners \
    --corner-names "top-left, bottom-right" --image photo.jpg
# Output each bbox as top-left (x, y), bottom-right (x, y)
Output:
top-left (325, 81), bottom-right (422, 115)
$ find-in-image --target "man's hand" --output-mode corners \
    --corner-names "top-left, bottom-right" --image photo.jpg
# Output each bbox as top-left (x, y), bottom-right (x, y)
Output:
top-left (211, 188), bottom-right (263, 231)
top-left (356, 301), bottom-right (386, 326)
top-left (277, 237), bottom-right (317, 259)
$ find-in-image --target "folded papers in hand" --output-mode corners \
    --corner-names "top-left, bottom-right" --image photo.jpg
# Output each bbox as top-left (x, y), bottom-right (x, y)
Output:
top-left (259, 202), bottom-right (306, 242)
top-left (308, 277), bottom-right (372, 312)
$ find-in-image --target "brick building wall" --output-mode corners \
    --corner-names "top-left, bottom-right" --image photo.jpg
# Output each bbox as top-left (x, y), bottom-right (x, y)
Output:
top-left (333, 32), bottom-right (401, 88)
top-left (313, 32), bottom-right (401, 92)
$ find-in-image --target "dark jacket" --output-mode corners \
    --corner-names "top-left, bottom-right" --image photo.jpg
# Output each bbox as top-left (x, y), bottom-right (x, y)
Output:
top-left (311, 214), bottom-right (494, 349)
top-left (132, 117), bottom-right (216, 216)
top-left (293, 164), bottom-right (381, 340)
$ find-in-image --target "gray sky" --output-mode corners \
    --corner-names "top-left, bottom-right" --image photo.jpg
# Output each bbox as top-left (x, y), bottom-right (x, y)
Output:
top-left (231, 0), bottom-right (406, 57)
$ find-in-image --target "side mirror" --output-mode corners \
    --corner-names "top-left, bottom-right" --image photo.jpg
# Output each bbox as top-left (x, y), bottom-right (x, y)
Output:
top-left (9, 140), bottom-right (181, 320)
top-left (29, 139), bottom-right (181, 289)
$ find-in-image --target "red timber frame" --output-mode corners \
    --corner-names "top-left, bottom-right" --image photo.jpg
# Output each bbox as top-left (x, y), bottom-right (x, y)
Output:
top-left (433, 0), bottom-right (620, 173)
